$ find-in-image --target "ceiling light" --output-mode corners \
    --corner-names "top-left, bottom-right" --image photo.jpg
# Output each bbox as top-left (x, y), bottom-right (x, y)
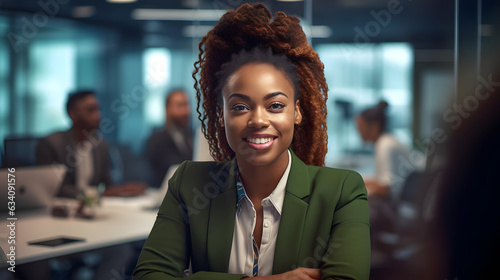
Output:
top-left (132, 9), bottom-right (226, 21)
top-left (181, 24), bottom-right (331, 38)
top-left (277, 0), bottom-right (304, 2)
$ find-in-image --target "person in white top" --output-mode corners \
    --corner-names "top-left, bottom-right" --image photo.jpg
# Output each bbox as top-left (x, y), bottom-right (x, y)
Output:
top-left (356, 101), bottom-right (412, 200)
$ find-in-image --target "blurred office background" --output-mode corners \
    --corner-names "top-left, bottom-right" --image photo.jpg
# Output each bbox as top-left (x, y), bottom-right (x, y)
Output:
top-left (0, 0), bottom-right (499, 278)
top-left (2, 0), bottom-right (498, 172)
top-left (0, 0), bottom-right (471, 173)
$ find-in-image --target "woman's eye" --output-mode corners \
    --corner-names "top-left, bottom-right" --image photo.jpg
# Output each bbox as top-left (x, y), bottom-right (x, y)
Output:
top-left (269, 103), bottom-right (286, 110)
top-left (231, 105), bottom-right (248, 111)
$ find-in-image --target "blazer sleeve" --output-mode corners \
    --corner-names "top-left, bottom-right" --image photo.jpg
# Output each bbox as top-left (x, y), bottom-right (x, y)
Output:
top-left (134, 161), bottom-right (247, 280)
top-left (321, 171), bottom-right (371, 280)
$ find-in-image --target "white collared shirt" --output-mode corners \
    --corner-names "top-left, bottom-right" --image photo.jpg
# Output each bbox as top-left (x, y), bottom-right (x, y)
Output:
top-left (228, 150), bottom-right (292, 277)
top-left (375, 133), bottom-right (415, 200)
top-left (76, 140), bottom-right (94, 190)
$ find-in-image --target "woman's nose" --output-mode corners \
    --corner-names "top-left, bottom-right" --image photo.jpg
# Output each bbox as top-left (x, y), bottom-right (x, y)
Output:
top-left (248, 107), bottom-right (270, 128)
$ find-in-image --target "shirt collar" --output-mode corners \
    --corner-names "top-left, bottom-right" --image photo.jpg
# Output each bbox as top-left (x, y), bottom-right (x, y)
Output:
top-left (235, 150), bottom-right (292, 216)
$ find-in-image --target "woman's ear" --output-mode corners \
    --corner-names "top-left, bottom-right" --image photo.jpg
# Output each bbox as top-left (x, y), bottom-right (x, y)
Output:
top-left (219, 110), bottom-right (225, 127)
top-left (294, 99), bottom-right (302, 125)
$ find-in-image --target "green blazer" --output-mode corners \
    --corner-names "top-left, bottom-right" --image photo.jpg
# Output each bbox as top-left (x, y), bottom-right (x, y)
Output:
top-left (134, 150), bottom-right (370, 280)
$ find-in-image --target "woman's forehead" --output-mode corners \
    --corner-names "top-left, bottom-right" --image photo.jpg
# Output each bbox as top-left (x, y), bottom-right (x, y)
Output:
top-left (223, 63), bottom-right (294, 96)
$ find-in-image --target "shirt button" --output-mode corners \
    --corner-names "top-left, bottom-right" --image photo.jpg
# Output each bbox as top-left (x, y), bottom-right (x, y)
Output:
top-left (264, 220), bottom-right (271, 228)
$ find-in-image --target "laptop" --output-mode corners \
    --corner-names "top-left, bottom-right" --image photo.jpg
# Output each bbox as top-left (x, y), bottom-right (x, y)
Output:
top-left (0, 164), bottom-right (66, 212)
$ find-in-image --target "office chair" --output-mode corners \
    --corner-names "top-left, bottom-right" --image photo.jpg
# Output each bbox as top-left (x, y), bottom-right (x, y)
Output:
top-left (370, 169), bottom-right (442, 280)
top-left (3, 136), bottom-right (40, 167)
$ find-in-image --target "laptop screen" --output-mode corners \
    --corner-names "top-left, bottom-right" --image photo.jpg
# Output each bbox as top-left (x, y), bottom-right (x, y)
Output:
top-left (0, 164), bottom-right (66, 211)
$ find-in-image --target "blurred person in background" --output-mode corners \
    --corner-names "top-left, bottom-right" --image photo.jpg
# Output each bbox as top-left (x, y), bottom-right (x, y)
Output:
top-left (355, 101), bottom-right (416, 259)
top-left (145, 89), bottom-right (193, 187)
top-left (420, 73), bottom-right (500, 280)
top-left (26, 90), bottom-right (143, 280)
top-left (356, 101), bottom-right (415, 199)
top-left (36, 90), bottom-right (146, 197)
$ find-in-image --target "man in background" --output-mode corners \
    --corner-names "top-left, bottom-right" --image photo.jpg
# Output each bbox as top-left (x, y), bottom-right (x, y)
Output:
top-left (145, 89), bottom-right (193, 187)
top-left (36, 90), bottom-right (146, 197)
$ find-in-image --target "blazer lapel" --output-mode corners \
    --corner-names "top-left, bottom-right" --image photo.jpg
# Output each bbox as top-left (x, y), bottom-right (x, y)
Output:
top-left (206, 158), bottom-right (238, 272)
top-left (273, 150), bottom-right (310, 274)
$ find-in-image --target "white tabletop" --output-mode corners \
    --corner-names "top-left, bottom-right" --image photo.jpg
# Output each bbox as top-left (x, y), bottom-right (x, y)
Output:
top-left (0, 194), bottom-right (160, 266)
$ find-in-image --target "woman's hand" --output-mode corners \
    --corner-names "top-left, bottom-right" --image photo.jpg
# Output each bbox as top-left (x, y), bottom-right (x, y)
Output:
top-left (253, 267), bottom-right (321, 280)
top-left (281, 268), bottom-right (321, 280)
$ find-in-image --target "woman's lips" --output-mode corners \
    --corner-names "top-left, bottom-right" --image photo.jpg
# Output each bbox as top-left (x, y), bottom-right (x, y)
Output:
top-left (244, 135), bottom-right (277, 150)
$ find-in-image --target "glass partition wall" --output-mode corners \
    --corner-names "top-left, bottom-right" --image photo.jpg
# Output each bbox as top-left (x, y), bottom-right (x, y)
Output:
top-left (0, 0), bottom-right (455, 168)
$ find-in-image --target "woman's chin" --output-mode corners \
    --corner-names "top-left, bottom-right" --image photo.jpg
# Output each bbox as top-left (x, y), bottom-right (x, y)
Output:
top-left (236, 149), bottom-right (288, 167)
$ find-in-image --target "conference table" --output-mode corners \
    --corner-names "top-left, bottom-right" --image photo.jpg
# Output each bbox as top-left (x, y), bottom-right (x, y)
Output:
top-left (0, 192), bottom-right (160, 267)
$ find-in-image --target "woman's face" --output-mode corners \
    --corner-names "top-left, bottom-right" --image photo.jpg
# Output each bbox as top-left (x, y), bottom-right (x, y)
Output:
top-left (356, 116), bottom-right (369, 142)
top-left (356, 116), bottom-right (379, 143)
top-left (222, 62), bottom-right (302, 166)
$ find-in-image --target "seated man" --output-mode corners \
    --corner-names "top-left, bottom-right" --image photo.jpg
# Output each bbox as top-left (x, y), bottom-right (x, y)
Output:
top-left (145, 89), bottom-right (193, 187)
top-left (36, 90), bottom-right (145, 197)
top-left (31, 90), bottom-right (144, 280)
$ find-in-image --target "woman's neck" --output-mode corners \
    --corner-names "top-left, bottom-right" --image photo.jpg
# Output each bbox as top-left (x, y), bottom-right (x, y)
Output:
top-left (373, 130), bottom-right (384, 142)
top-left (236, 150), bottom-right (289, 202)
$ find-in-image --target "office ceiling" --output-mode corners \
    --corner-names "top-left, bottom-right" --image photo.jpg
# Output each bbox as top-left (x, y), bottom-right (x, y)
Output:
top-left (0, 0), bottom-right (455, 47)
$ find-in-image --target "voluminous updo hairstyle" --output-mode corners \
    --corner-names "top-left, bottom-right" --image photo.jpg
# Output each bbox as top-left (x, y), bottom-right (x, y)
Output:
top-left (193, 3), bottom-right (328, 166)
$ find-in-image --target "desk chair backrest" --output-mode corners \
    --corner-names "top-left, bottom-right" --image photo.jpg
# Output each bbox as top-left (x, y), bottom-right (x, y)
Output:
top-left (395, 169), bottom-right (441, 235)
top-left (4, 137), bottom-right (40, 167)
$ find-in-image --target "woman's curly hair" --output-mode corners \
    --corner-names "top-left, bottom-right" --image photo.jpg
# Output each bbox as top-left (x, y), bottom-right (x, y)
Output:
top-left (193, 3), bottom-right (328, 166)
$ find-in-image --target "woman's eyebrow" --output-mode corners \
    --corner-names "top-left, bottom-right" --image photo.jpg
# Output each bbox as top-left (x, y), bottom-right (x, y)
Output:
top-left (264, 92), bottom-right (288, 100)
top-left (228, 91), bottom-right (289, 102)
top-left (228, 93), bottom-right (250, 101)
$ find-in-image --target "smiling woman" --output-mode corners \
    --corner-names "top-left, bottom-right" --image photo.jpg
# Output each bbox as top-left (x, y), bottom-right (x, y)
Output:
top-left (195, 4), bottom-right (328, 167)
top-left (223, 59), bottom-right (301, 167)
top-left (134, 3), bottom-right (370, 280)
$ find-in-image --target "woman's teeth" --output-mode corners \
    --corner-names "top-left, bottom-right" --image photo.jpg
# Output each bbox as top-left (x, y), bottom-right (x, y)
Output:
top-left (246, 137), bottom-right (274, 144)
